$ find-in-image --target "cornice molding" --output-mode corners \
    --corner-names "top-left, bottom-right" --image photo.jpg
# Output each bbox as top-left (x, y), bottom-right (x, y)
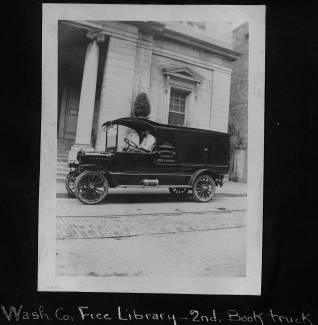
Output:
top-left (62, 20), bottom-right (139, 45)
top-left (61, 20), bottom-right (239, 65)
top-left (159, 29), bottom-right (240, 62)
top-left (153, 47), bottom-right (233, 75)
top-left (129, 22), bottom-right (240, 61)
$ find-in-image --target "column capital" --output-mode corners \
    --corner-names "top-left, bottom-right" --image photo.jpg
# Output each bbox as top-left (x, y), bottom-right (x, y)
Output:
top-left (86, 30), bottom-right (105, 44)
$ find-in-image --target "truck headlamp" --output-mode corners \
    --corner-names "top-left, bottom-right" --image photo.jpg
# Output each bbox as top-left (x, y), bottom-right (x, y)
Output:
top-left (68, 160), bottom-right (79, 169)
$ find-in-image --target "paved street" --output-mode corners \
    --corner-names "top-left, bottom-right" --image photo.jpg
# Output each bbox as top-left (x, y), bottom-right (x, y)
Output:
top-left (56, 182), bottom-right (247, 277)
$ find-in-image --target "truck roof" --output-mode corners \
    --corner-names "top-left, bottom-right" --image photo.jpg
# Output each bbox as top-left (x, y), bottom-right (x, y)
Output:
top-left (102, 117), bottom-right (229, 136)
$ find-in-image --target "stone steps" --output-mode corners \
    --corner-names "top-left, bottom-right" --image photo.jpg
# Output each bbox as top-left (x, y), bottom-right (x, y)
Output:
top-left (57, 155), bottom-right (68, 164)
top-left (57, 152), bottom-right (68, 158)
top-left (57, 158), bottom-right (68, 162)
top-left (57, 166), bottom-right (68, 172)
top-left (57, 166), bottom-right (68, 173)
top-left (57, 171), bottom-right (68, 177)
top-left (56, 142), bottom-right (70, 183)
top-left (57, 159), bottom-right (68, 165)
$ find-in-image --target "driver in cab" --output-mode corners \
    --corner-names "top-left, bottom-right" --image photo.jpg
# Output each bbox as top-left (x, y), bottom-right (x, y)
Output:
top-left (139, 129), bottom-right (156, 151)
top-left (126, 128), bottom-right (155, 153)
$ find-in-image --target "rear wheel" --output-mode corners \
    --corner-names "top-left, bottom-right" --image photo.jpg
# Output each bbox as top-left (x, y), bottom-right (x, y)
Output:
top-left (65, 172), bottom-right (76, 198)
top-left (169, 187), bottom-right (189, 195)
top-left (192, 174), bottom-right (216, 202)
top-left (74, 171), bottom-right (108, 205)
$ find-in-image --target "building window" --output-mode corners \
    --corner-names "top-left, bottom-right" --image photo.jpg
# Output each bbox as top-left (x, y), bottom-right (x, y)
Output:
top-left (168, 88), bottom-right (189, 126)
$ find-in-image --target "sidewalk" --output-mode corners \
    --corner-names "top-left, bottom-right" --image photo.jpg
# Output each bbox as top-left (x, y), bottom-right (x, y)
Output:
top-left (218, 180), bottom-right (247, 195)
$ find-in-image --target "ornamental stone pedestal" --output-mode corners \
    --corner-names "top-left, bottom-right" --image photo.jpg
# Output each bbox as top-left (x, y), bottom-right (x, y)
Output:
top-left (230, 146), bottom-right (247, 183)
top-left (68, 30), bottom-right (105, 161)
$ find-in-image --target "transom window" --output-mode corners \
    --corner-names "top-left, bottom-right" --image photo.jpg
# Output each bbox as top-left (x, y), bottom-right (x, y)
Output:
top-left (168, 88), bottom-right (189, 126)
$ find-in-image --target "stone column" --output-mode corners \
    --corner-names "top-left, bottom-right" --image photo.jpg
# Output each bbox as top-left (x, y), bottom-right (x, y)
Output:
top-left (95, 36), bottom-right (137, 151)
top-left (69, 30), bottom-right (105, 161)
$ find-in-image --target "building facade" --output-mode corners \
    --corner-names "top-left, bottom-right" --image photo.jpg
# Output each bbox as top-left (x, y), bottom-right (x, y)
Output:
top-left (57, 21), bottom-right (239, 163)
top-left (228, 23), bottom-right (249, 183)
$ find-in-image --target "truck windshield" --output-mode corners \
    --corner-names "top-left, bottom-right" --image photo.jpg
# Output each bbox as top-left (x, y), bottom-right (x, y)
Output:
top-left (105, 124), bottom-right (140, 152)
top-left (105, 124), bottom-right (118, 151)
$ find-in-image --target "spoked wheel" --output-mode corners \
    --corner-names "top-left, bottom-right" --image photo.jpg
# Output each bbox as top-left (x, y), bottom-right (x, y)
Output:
top-left (169, 187), bottom-right (189, 195)
top-left (74, 171), bottom-right (108, 205)
top-left (65, 172), bottom-right (76, 198)
top-left (192, 174), bottom-right (216, 202)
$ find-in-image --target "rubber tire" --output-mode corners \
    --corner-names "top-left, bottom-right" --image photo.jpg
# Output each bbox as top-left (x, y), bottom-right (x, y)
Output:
top-left (192, 174), bottom-right (216, 202)
top-left (65, 172), bottom-right (76, 198)
top-left (74, 170), bottom-right (109, 205)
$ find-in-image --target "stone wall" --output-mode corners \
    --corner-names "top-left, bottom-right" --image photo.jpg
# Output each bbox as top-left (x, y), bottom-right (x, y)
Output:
top-left (132, 33), bottom-right (153, 104)
top-left (229, 23), bottom-right (249, 182)
top-left (210, 70), bottom-right (232, 133)
top-left (149, 50), bottom-right (231, 133)
top-left (149, 54), bottom-right (214, 129)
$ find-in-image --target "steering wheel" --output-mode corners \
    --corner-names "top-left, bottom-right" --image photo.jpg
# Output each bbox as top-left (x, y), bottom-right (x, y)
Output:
top-left (124, 137), bottom-right (150, 153)
top-left (124, 137), bottom-right (138, 148)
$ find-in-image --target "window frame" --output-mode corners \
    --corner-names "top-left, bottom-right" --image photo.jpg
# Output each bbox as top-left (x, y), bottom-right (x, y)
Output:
top-left (167, 86), bottom-right (191, 127)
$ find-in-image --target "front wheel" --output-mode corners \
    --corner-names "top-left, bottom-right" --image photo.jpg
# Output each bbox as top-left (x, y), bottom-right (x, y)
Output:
top-left (74, 171), bottom-right (108, 205)
top-left (192, 174), bottom-right (216, 202)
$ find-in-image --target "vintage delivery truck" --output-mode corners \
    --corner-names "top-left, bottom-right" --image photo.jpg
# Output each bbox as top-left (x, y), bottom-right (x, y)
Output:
top-left (66, 117), bottom-right (230, 204)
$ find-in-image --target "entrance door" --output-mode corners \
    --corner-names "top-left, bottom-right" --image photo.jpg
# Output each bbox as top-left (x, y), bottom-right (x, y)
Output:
top-left (64, 85), bottom-right (80, 140)
top-left (58, 83), bottom-right (80, 141)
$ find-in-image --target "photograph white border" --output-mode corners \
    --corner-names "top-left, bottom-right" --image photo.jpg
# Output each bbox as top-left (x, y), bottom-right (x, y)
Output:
top-left (39, 4), bottom-right (265, 295)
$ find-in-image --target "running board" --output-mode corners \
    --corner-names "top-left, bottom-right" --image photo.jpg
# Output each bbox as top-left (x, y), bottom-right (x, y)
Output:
top-left (117, 185), bottom-right (192, 189)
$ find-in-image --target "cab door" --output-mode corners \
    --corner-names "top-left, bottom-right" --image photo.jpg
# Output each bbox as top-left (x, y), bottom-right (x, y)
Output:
top-left (109, 151), bottom-right (157, 185)
top-left (108, 123), bottom-right (156, 184)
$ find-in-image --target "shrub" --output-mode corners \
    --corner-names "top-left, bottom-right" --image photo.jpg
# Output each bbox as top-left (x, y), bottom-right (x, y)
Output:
top-left (133, 92), bottom-right (151, 118)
